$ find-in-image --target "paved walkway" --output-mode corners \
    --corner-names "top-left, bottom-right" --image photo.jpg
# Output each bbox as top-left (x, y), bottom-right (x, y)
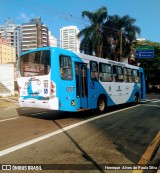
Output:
top-left (146, 94), bottom-right (160, 173)
top-left (146, 93), bottom-right (160, 100)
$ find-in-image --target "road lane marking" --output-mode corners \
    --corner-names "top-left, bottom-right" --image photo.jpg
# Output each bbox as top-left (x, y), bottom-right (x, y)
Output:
top-left (0, 105), bottom-right (140, 157)
top-left (132, 131), bottom-right (160, 173)
top-left (0, 117), bottom-right (18, 123)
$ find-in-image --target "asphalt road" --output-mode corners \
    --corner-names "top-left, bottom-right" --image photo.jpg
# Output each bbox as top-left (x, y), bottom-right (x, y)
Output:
top-left (0, 95), bottom-right (160, 173)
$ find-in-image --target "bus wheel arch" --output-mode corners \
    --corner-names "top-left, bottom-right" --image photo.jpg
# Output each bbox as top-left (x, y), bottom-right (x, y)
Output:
top-left (97, 94), bottom-right (107, 114)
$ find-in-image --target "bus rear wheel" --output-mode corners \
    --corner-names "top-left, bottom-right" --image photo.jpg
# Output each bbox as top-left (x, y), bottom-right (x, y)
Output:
top-left (97, 96), bottom-right (107, 114)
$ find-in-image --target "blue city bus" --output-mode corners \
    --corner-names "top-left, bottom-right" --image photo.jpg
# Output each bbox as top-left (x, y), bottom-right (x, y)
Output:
top-left (17, 47), bottom-right (146, 113)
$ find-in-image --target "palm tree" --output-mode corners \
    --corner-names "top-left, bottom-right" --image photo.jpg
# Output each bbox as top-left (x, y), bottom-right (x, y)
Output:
top-left (104, 15), bottom-right (141, 61)
top-left (77, 6), bottom-right (108, 57)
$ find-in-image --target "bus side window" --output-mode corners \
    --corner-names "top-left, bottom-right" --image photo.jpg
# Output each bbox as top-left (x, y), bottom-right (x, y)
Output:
top-left (127, 68), bottom-right (132, 82)
top-left (90, 61), bottom-right (99, 81)
top-left (113, 65), bottom-right (124, 82)
top-left (123, 67), bottom-right (128, 82)
top-left (60, 55), bottom-right (73, 80)
top-left (99, 63), bottom-right (112, 82)
top-left (132, 69), bottom-right (139, 83)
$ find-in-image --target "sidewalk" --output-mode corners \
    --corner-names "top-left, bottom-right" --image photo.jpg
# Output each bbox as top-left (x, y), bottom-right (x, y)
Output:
top-left (155, 141), bottom-right (160, 173)
top-left (146, 94), bottom-right (160, 173)
top-left (146, 93), bottom-right (160, 99)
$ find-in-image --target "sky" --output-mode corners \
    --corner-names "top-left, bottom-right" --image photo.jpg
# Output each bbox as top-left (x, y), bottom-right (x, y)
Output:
top-left (0, 0), bottom-right (160, 45)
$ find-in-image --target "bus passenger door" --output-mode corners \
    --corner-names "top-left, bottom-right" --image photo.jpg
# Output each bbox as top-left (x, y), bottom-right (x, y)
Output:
top-left (75, 63), bottom-right (88, 110)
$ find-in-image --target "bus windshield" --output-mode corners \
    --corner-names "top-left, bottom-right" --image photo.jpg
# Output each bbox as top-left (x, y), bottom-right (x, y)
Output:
top-left (20, 50), bottom-right (50, 77)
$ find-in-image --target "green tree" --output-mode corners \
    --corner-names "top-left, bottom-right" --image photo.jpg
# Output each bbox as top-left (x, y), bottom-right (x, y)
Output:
top-left (77, 6), bottom-right (108, 57)
top-left (78, 7), bottom-right (141, 62)
top-left (103, 15), bottom-right (141, 61)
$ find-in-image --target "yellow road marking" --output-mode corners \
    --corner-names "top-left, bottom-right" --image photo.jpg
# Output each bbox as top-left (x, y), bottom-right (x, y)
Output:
top-left (132, 131), bottom-right (160, 173)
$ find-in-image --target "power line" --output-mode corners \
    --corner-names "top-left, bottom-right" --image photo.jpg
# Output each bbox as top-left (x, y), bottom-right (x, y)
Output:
top-left (2, 0), bottom-right (123, 45)
top-left (3, 0), bottom-right (90, 27)
top-left (1, 0), bottom-right (130, 58)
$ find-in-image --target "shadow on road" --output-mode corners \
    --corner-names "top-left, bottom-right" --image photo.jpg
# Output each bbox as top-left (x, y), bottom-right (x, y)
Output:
top-left (16, 102), bottom-right (160, 166)
top-left (16, 102), bottom-right (136, 120)
top-left (52, 120), bottom-right (106, 173)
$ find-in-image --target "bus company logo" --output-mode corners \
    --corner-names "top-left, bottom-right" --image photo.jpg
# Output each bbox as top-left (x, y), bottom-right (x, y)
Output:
top-left (2, 165), bottom-right (11, 170)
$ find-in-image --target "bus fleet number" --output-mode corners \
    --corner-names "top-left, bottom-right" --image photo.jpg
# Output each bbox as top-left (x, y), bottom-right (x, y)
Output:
top-left (66, 86), bottom-right (75, 92)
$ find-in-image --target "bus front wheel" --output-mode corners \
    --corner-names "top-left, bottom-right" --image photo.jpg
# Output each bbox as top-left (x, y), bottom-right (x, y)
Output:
top-left (97, 96), bottom-right (107, 114)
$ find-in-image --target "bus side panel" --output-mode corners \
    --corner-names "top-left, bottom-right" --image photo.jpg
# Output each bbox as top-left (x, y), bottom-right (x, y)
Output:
top-left (125, 83), bottom-right (141, 103)
top-left (87, 78), bottom-right (116, 109)
top-left (51, 51), bottom-right (77, 112)
top-left (59, 80), bottom-right (77, 112)
top-left (99, 82), bottom-right (137, 105)
top-left (88, 80), bottom-right (141, 108)
top-left (59, 71), bottom-right (77, 112)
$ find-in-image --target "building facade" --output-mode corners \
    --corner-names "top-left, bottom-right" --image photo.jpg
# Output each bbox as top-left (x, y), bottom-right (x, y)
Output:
top-left (48, 31), bottom-right (57, 47)
top-left (21, 17), bottom-right (49, 52)
top-left (0, 38), bottom-right (15, 64)
top-left (0, 18), bottom-right (21, 58)
top-left (60, 26), bottom-right (80, 52)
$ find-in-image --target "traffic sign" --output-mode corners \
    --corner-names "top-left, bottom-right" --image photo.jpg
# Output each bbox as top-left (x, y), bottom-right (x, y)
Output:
top-left (135, 45), bottom-right (154, 58)
top-left (136, 50), bottom-right (154, 58)
top-left (136, 45), bottom-right (154, 50)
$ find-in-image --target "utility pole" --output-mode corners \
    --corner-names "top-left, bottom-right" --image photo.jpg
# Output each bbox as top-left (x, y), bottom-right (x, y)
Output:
top-left (120, 29), bottom-right (122, 62)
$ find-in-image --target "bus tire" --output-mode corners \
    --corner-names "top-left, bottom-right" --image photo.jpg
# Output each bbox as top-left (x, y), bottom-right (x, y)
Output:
top-left (134, 94), bottom-right (139, 104)
top-left (97, 96), bottom-right (107, 114)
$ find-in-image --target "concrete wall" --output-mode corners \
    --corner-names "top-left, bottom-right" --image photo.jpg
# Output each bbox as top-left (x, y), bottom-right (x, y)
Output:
top-left (0, 64), bottom-right (14, 96)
